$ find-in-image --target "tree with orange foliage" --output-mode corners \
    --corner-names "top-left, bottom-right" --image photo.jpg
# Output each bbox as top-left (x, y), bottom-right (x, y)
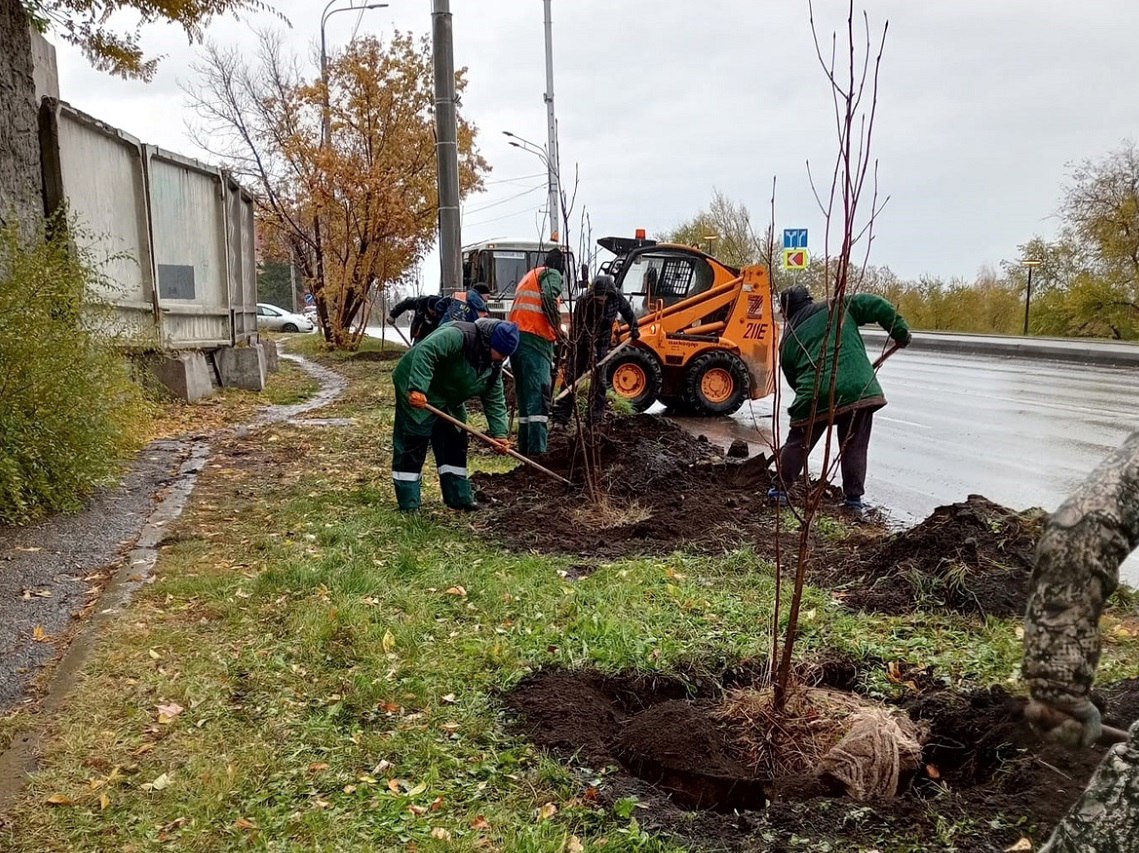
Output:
top-left (188, 30), bottom-right (487, 349)
top-left (22, 0), bottom-right (280, 79)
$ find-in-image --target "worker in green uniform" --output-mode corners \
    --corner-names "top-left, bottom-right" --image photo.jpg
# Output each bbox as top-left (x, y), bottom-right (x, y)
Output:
top-left (508, 248), bottom-right (566, 455)
top-left (390, 319), bottom-right (519, 512)
top-left (769, 285), bottom-right (911, 517)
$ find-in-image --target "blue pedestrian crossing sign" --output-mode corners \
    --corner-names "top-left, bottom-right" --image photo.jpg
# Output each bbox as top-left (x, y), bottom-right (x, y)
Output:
top-left (783, 228), bottom-right (808, 250)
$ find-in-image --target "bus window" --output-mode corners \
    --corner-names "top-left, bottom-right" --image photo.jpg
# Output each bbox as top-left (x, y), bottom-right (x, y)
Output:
top-left (491, 251), bottom-right (528, 296)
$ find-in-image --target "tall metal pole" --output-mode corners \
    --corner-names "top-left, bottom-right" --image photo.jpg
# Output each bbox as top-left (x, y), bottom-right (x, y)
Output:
top-left (1023, 263), bottom-right (1034, 336)
top-left (432, 0), bottom-right (462, 296)
top-left (542, 0), bottom-right (561, 242)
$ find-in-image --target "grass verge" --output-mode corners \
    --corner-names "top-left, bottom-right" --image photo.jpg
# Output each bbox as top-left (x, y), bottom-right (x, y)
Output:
top-left (3, 347), bottom-right (1137, 852)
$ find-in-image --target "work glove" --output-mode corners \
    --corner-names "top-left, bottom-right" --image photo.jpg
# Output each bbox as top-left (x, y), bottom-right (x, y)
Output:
top-left (408, 391), bottom-right (428, 410)
top-left (630, 327), bottom-right (641, 341)
top-left (1025, 695), bottom-right (1103, 749)
top-left (490, 437), bottom-right (514, 455)
top-left (896, 330), bottom-right (913, 348)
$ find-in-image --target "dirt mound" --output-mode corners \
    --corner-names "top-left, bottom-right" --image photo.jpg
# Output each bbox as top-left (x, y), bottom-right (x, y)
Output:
top-left (505, 664), bottom-right (1131, 851)
top-left (825, 495), bottom-right (1045, 617)
top-left (473, 415), bottom-right (810, 558)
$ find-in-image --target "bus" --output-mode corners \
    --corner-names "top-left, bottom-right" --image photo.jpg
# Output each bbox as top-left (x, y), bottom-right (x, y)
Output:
top-left (461, 238), bottom-right (578, 320)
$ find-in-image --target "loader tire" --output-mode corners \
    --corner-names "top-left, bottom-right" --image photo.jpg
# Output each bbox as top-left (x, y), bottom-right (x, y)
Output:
top-left (682, 350), bottom-right (749, 416)
top-left (605, 347), bottom-right (662, 413)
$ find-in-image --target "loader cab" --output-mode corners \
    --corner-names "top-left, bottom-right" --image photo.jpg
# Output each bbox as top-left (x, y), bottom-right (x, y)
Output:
top-left (601, 236), bottom-right (736, 319)
top-left (615, 250), bottom-right (719, 316)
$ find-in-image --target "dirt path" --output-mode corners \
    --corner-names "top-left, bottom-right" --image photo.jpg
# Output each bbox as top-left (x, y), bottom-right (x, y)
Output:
top-left (0, 352), bottom-right (344, 803)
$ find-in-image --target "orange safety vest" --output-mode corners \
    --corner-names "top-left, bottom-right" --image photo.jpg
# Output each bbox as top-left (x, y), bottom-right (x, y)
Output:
top-left (509, 267), bottom-right (559, 341)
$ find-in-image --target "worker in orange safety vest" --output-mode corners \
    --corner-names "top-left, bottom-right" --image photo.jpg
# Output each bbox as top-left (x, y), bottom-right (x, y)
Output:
top-left (507, 248), bottom-right (566, 455)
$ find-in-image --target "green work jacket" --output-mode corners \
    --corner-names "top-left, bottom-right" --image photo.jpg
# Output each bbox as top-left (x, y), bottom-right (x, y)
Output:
top-left (392, 325), bottom-right (509, 437)
top-left (780, 294), bottom-right (910, 426)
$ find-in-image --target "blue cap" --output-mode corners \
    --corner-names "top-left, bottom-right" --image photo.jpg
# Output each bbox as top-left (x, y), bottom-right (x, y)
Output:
top-left (490, 321), bottom-right (520, 357)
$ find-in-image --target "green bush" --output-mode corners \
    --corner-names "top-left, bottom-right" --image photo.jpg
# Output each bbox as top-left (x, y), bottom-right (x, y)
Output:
top-left (0, 220), bottom-right (149, 524)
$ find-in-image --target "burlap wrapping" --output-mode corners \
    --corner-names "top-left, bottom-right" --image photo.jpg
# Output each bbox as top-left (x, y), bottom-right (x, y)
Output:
top-left (817, 708), bottom-right (924, 800)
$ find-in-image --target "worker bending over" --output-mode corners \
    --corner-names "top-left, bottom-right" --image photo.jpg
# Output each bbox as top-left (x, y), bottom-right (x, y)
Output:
top-left (444, 283), bottom-right (493, 323)
top-left (1022, 431), bottom-right (1139, 851)
top-left (770, 285), bottom-right (910, 517)
top-left (388, 294), bottom-right (449, 344)
top-left (552, 273), bottom-right (639, 425)
top-left (508, 248), bottom-right (565, 454)
top-left (390, 319), bottom-right (519, 512)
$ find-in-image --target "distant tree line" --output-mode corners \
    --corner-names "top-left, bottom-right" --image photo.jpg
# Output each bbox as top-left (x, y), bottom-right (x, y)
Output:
top-left (664, 142), bottom-right (1139, 341)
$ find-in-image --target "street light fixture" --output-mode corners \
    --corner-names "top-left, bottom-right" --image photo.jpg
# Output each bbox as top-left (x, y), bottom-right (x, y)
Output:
top-left (320, 1), bottom-right (389, 147)
top-left (704, 234), bottom-right (719, 254)
top-left (504, 129), bottom-right (560, 240)
top-left (1021, 258), bottom-right (1042, 336)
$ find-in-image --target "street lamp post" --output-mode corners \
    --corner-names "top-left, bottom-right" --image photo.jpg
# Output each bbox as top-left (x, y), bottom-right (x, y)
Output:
top-left (320, 1), bottom-right (388, 148)
top-left (704, 234), bottom-right (719, 254)
top-left (1022, 258), bottom-right (1042, 336)
top-left (503, 130), bottom-right (559, 240)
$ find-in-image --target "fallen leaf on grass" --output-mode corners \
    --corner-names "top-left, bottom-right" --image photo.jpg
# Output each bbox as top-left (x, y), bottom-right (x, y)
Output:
top-left (143, 772), bottom-right (173, 791)
top-left (567, 837), bottom-right (584, 853)
top-left (537, 802), bottom-right (558, 821)
top-left (408, 805), bottom-right (427, 816)
top-left (431, 828), bottom-right (452, 841)
top-left (440, 722), bottom-right (461, 734)
top-left (234, 817), bottom-right (257, 831)
top-left (926, 763), bottom-right (941, 780)
top-left (32, 625), bottom-right (48, 642)
top-left (148, 649), bottom-right (162, 660)
top-left (445, 586), bottom-right (467, 597)
top-left (470, 815), bottom-right (490, 830)
top-left (157, 703), bottom-right (184, 724)
top-left (382, 630), bottom-right (397, 653)
top-left (45, 793), bottom-right (73, 805)
top-left (430, 796), bottom-right (444, 812)
top-left (1005, 840), bottom-right (1033, 852)
top-left (441, 693), bottom-right (457, 704)
top-left (99, 792), bottom-right (110, 811)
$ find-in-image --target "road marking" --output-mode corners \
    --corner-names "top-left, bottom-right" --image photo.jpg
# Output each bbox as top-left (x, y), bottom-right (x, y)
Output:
top-left (878, 416), bottom-right (929, 429)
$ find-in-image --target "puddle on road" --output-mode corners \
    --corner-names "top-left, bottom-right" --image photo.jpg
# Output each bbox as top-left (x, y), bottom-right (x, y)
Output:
top-left (0, 353), bottom-right (344, 808)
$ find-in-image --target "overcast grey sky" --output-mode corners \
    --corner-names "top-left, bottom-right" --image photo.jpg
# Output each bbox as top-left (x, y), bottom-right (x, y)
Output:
top-left (50, 1), bottom-right (1139, 283)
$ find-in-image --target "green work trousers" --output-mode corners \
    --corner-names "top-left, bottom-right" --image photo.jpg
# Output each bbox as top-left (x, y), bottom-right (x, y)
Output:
top-left (512, 332), bottom-right (554, 455)
top-left (391, 407), bottom-right (474, 511)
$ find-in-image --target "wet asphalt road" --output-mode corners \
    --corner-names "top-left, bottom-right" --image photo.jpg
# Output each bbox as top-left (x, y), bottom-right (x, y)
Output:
top-left (672, 349), bottom-right (1139, 584)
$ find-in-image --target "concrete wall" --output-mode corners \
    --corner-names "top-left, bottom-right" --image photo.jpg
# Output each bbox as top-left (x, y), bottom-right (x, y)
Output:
top-left (39, 100), bottom-right (260, 354)
top-left (29, 25), bottom-right (58, 102)
top-left (0, 0), bottom-right (43, 237)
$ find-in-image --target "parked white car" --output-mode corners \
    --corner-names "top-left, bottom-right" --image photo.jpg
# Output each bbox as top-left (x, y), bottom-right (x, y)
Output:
top-left (257, 303), bottom-right (314, 333)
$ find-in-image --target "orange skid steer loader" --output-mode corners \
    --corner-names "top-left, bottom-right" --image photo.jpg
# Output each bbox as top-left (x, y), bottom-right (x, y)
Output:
top-left (596, 234), bottom-right (779, 416)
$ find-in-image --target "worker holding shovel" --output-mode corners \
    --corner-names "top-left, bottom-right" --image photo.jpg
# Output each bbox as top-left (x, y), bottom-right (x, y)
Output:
top-left (1023, 431), bottom-right (1139, 852)
top-left (387, 294), bottom-right (451, 344)
top-left (390, 319), bottom-right (520, 512)
top-left (768, 285), bottom-right (911, 518)
top-left (552, 273), bottom-right (640, 426)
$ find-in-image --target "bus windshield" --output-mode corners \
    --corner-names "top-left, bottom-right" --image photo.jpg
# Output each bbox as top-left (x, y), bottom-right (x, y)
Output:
top-left (492, 251), bottom-right (529, 296)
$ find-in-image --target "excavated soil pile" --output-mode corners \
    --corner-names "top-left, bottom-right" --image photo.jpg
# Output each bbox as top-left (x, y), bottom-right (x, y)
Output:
top-left (472, 415), bottom-right (786, 557)
top-left (825, 495), bottom-right (1045, 618)
top-left (506, 664), bottom-right (1136, 852)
